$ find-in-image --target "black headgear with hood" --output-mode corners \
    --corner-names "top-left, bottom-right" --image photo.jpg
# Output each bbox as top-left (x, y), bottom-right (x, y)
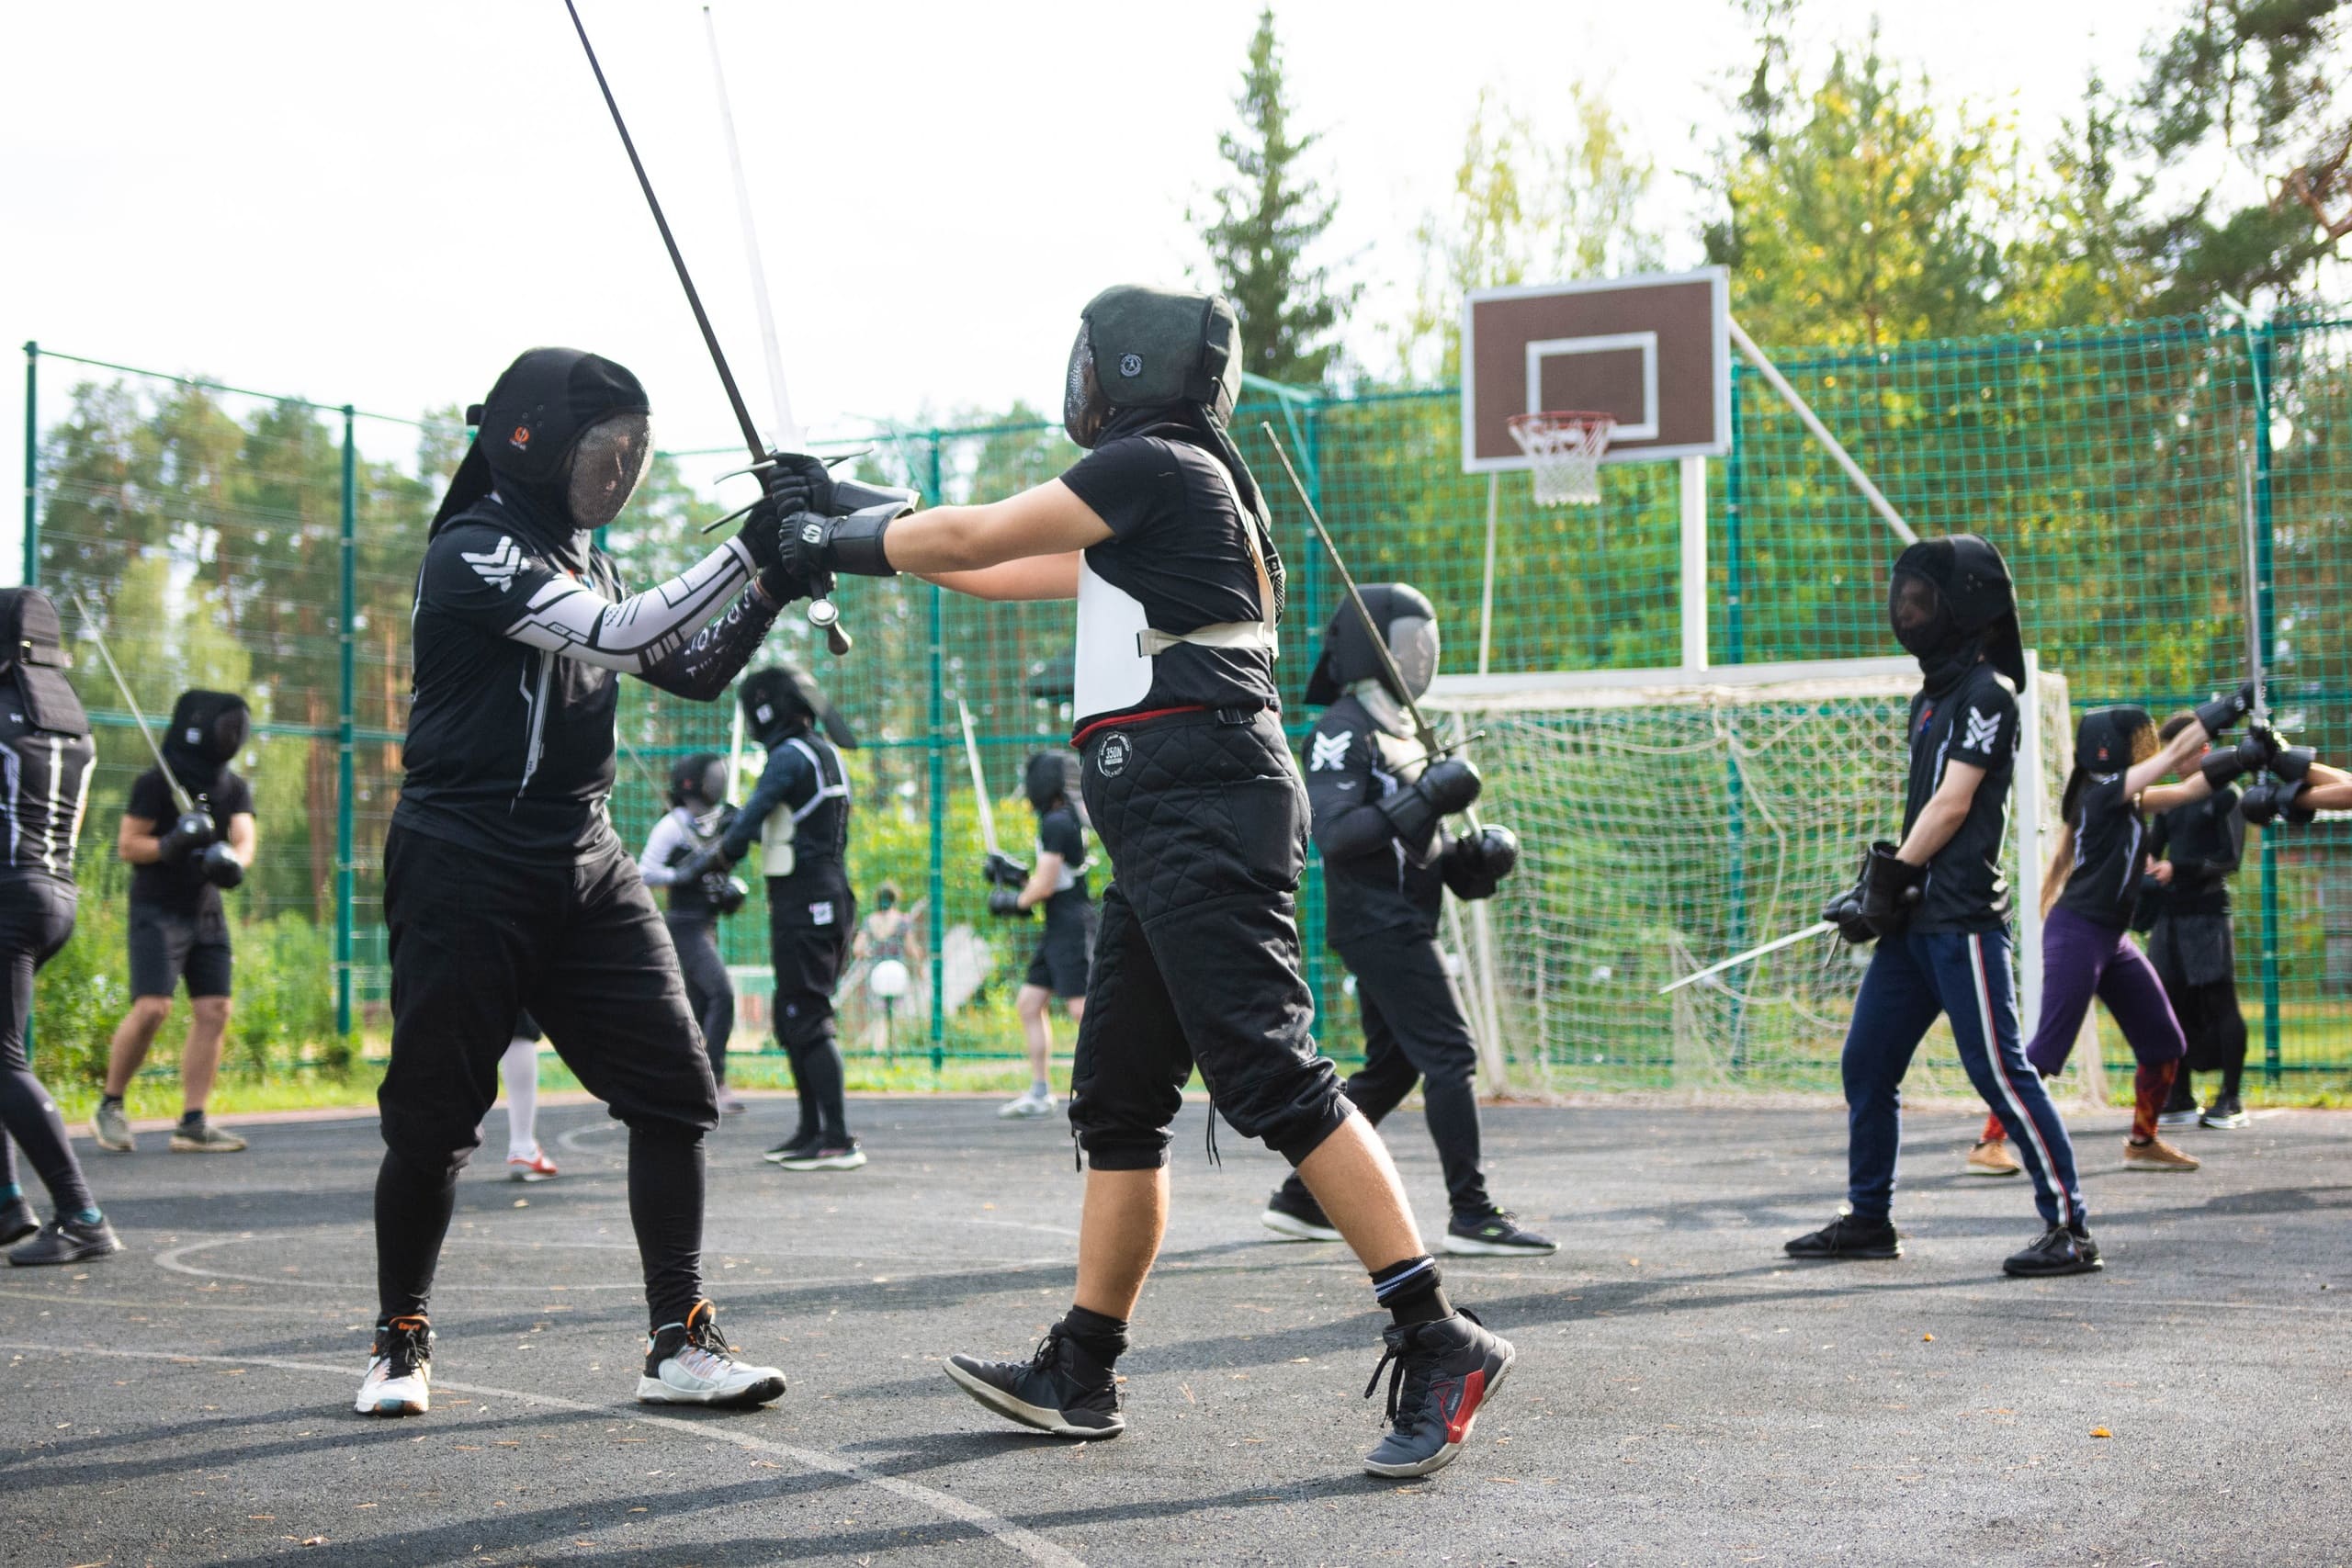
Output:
top-left (669, 751), bottom-right (729, 809)
top-left (161, 690), bottom-right (250, 795)
top-left (1305, 582), bottom-right (1441, 706)
top-left (1886, 533), bottom-right (2025, 694)
top-left (740, 661), bottom-right (858, 751)
top-left (0, 588), bottom-right (88, 738)
top-left (429, 348), bottom-right (651, 543)
top-left (1024, 750), bottom-right (1075, 813)
top-left (2062, 705), bottom-right (2156, 820)
top-left (1062, 285), bottom-right (1284, 618)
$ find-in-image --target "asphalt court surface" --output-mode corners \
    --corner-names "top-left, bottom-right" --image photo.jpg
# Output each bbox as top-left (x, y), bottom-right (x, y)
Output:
top-left (3, 1095), bottom-right (2348, 1566)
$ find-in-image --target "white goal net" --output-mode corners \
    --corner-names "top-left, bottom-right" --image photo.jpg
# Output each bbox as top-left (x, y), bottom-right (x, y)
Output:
top-left (1421, 655), bottom-right (2074, 1096)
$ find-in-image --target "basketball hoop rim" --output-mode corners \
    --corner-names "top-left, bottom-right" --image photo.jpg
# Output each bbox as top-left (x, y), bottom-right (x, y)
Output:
top-left (1507, 410), bottom-right (1620, 435)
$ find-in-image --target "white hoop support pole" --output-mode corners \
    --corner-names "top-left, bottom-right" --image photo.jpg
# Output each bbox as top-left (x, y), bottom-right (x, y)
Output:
top-left (1477, 473), bottom-right (1500, 676)
top-left (1726, 317), bottom-right (1917, 547)
top-left (1679, 453), bottom-right (1708, 671)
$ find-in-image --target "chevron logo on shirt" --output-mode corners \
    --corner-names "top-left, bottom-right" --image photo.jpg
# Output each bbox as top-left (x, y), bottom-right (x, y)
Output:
top-left (1309, 731), bottom-right (1351, 771)
top-left (1963, 706), bottom-right (2002, 753)
top-left (461, 536), bottom-right (524, 592)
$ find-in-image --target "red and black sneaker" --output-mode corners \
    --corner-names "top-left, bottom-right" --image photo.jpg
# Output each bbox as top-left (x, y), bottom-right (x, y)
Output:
top-left (1361, 1308), bottom-right (1514, 1479)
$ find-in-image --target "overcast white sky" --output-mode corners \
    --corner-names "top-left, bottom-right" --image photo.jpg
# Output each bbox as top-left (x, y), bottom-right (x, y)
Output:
top-left (2, 0), bottom-right (2159, 564)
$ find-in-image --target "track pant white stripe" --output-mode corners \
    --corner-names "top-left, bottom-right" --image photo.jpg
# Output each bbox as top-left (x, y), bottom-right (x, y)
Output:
top-left (1968, 931), bottom-right (2074, 1227)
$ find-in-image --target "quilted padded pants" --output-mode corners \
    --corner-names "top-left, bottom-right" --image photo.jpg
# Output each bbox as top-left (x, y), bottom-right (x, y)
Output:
top-left (1068, 707), bottom-right (1352, 1170)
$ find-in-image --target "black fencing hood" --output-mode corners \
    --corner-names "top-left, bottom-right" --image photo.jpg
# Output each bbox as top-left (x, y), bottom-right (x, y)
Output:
top-left (429, 348), bottom-right (650, 541)
top-left (0, 588), bottom-right (87, 738)
top-left (741, 661), bottom-right (857, 750)
top-left (1024, 750), bottom-right (1074, 812)
top-left (1887, 533), bottom-right (2024, 692)
top-left (1306, 583), bottom-right (1440, 705)
top-left (2063, 705), bottom-right (2156, 819)
top-left (669, 751), bottom-right (728, 809)
top-left (161, 689), bottom-right (249, 793)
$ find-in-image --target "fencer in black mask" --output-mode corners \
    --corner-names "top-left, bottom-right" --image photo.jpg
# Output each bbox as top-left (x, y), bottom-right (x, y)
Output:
top-left (638, 752), bottom-right (747, 1114)
top-left (1267, 583), bottom-right (1545, 1258)
top-left (365, 347), bottom-right (812, 1422)
top-left (96, 687), bottom-right (257, 1160)
top-left (776, 284), bottom-right (1514, 1481)
top-left (984, 749), bottom-right (1096, 1121)
top-left (1886, 533), bottom-right (2025, 694)
top-left (0, 588), bottom-right (119, 1266)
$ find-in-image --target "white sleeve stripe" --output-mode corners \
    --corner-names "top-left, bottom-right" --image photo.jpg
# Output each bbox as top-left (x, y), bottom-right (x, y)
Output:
top-left (500, 538), bottom-right (752, 671)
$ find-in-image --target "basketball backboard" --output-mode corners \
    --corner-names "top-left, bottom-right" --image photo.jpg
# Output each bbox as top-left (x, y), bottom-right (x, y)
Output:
top-left (1461, 266), bottom-right (1731, 473)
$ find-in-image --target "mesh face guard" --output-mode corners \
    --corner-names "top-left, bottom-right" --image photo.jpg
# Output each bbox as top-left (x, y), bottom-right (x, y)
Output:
top-left (566, 412), bottom-right (651, 529)
top-left (1064, 319), bottom-right (1105, 449)
top-left (1388, 615), bottom-right (1440, 702)
top-left (700, 758), bottom-right (729, 805)
top-left (1887, 571), bottom-right (1951, 659)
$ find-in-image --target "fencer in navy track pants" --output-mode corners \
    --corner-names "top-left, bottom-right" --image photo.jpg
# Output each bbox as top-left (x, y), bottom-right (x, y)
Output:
top-left (1842, 927), bottom-right (2086, 1230)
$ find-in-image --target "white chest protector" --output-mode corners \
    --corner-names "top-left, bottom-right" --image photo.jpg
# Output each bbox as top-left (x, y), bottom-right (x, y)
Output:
top-left (758, 735), bottom-right (848, 877)
top-left (1071, 457), bottom-right (1279, 726)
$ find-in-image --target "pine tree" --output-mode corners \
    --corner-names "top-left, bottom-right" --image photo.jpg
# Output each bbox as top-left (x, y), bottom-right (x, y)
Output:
top-left (1195, 6), bottom-right (1356, 387)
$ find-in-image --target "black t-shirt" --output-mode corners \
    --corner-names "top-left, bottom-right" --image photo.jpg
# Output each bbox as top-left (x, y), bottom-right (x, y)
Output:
top-left (127, 766), bottom-right (252, 917)
top-left (395, 509), bottom-right (624, 858)
top-left (0, 704), bottom-right (95, 881)
top-left (1305, 694), bottom-right (1446, 944)
top-left (1060, 434), bottom-right (1279, 730)
top-left (2057, 773), bottom-right (2147, 931)
top-left (1036, 805), bottom-right (1091, 922)
top-left (1902, 662), bottom-right (2018, 932)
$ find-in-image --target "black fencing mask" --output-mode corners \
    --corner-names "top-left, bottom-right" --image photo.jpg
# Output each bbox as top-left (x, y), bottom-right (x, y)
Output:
top-left (0, 588), bottom-right (88, 738)
top-left (1306, 583), bottom-right (1440, 706)
top-left (429, 348), bottom-right (651, 539)
top-left (1063, 286), bottom-right (1242, 449)
top-left (741, 661), bottom-right (858, 750)
top-left (1024, 750), bottom-right (1074, 813)
top-left (1886, 533), bottom-right (2024, 691)
top-left (670, 751), bottom-right (728, 808)
top-left (2063, 705), bottom-right (2156, 819)
top-left (162, 690), bottom-right (249, 789)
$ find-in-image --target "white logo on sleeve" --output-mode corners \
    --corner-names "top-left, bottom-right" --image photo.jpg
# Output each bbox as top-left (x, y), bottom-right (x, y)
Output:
top-left (1309, 731), bottom-right (1351, 771)
top-left (460, 535), bottom-right (523, 591)
top-left (1963, 706), bottom-right (2002, 753)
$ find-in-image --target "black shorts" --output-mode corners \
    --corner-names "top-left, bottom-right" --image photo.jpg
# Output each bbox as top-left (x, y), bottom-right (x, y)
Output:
top-left (128, 902), bottom-right (232, 1000)
top-left (1068, 708), bottom-right (1351, 1170)
top-left (1024, 904), bottom-right (1094, 998)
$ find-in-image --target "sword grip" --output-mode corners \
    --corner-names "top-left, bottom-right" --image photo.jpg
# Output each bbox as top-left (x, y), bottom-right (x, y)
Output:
top-left (808, 599), bottom-right (852, 657)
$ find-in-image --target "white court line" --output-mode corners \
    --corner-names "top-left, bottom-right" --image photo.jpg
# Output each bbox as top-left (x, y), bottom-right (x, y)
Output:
top-left (554, 1121), bottom-right (629, 1156)
top-left (0, 1341), bottom-right (1087, 1568)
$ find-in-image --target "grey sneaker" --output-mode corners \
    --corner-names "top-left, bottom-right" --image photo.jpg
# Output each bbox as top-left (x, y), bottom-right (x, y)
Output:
top-left (1361, 1309), bottom-right (1515, 1479)
top-left (92, 1100), bottom-right (134, 1153)
top-left (9, 1215), bottom-right (123, 1268)
top-left (170, 1118), bottom-right (248, 1153)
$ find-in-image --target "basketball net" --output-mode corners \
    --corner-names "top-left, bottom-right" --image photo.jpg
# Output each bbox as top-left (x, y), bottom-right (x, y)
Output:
top-left (1508, 411), bottom-right (1615, 507)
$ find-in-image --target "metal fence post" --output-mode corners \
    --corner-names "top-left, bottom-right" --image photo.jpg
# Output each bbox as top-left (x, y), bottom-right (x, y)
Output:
top-left (20, 343), bottom-right (36, 587)
top-left (335, 406), bottom-right (357, 1041)
top-left (926, 432), bottom-right (947, 1072)
top-left (2254, 325), bottom-right (2282, 1087)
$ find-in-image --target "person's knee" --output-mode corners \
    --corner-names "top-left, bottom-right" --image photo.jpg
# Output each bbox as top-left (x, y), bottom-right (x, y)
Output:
top-left (379, 1123), bottom-right (479, 1186)
top-left (1016, 986), bottom-right (1048, 1024)
top-left (1064, 996), bottom-right (1086, 1023)
top-left (190, 996), bottom-right (232, 1029)
top-left (126, 995), bottom-right (173, 1032)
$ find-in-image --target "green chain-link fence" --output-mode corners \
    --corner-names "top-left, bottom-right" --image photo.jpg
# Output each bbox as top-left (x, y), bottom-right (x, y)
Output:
top-left (22, 307), bottom-right (2352, 1091)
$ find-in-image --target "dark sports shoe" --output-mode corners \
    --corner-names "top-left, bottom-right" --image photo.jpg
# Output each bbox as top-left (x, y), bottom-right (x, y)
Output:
top-left (1361, 1308), bottom-right (1515, 1479)
top-left (778, 1141), bottom-right (866, 1172)
top-left (7, 1215), bottom-right (121, 1268)
top-left (1261, 1184), bottom-right (1340, 1242)
top-left (1783, 1213), bottom-right (1900, 1260)
top-left (2199, 1093), bottom-right (2249, 1130)
top-left (1442, 1210), bottom-right (1559, 1257)
top-left (2003, 1222), bottom-right (2102, 1278)
top-left (0, 1195), bottom-right (38, 1247)
top-left (944, 1326), bottom-right (1125, 1440)
top-left (763, 1134), bottom-right (820, 1166)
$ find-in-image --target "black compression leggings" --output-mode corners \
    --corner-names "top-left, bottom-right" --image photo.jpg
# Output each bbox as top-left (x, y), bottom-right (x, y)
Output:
top-left (0, 876), bottom-right (95, 1219)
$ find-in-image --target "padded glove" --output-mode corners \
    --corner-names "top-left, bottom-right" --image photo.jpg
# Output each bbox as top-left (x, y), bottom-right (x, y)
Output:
top-left (2194, 678), bottom-right (2258, 739)
top-left (1440, 824), bottom-right (1520, 901)
top-left (702, 872), bottom-right (750, 916)
top-left (1856, 840), bottom-right (1926, 937)
top-left (761, 451), bottom-right (835, 520)
top-left (2240, 780), bottom-right (2315, 829)
top-left (983, 851), bottom-right (1031, 889)
top-left (198, 841), bottom-right (244, 889)
top-left (2271, 743), bottom-right (2314, 784)
top-left (157, 809), bottom-right (218, 864)
top-left (1820, 885), bottom-right (1875, 944)
top-left (785, 508), bottom-right (897, 581)
top-left (987, 887), bottom-right (1030, 919)
top-left (1375, 757), bottom-right (1482, 844)
top-left (2199, 729), bottom-right (2275, 790)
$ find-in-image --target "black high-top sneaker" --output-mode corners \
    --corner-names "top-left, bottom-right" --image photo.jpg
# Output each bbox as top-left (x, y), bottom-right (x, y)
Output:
top-left (0, 1195), bottom-right (37, 1247)
top-left (2199, 1091), bottom-right (2248, 1130)
top-left (1361, 1308), bottom-right (1515, 1479)
top-left (7, 1215), bottom-right (121, 1268)
top-left (2003, 1221), bottom-right (2102, 1277)
top-left (945, 1325), bottom-right (1125, 1439)
top-left (1783, 1213), bottom-right (1901, 1259)
top-left (1261, 1182), bottom-right (1340, 1242)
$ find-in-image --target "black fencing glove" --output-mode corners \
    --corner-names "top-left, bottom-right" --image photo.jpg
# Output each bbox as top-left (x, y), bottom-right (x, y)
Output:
top-left (673, 840), bottom-right (741, 886)
top-left (1440, 825), bottom-right (1520, 901)
top-left (1376, 756), bottom-right (1482, 843)
top-left (2194, 678), bottom-right (2258, 738)
top-left (703, 872), bottom-right (749, 916)
top-left (735, 497), bottom-right (810, 604)
top-left (1821, 885), bottom-right (1876, 944)
top-left (2199, 729), bottom-right (2275, 790)
top-left (786, 509), bottom-right (898, 581)
top-left (198, 841), bottom-right (244, 889)
top-left (2240, 780), bottom-right (2315, 828)
top-left (2271, 743), bottom-right (2314, 784)
top-left (1857, 840), bottom-right (1926, 937)
top-left (987, 887), bottom-right (1030, 919)
top-left (762, 452), bottom-right (835, 520)
top-left (983, 851), bottom-right (1030, 889)
top-left (158, 810), bottom-right (218, 864)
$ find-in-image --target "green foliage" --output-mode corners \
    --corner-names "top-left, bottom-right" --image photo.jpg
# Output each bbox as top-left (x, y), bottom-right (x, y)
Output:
top-left (1194, 6), bottom-right (1358, 385)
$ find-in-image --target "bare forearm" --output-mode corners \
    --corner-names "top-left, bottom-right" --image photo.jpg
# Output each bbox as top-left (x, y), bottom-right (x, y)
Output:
top-left (1895, 798), bottom-right (1967, 864)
